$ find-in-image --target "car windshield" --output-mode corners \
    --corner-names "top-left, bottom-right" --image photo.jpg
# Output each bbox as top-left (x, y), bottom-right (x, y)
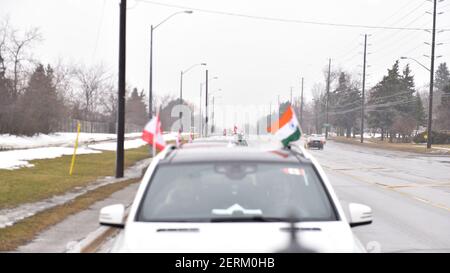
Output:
top-left (136, 162), bottom-right (336, 222)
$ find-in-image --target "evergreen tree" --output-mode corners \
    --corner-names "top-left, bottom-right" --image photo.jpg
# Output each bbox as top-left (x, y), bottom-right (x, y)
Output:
top-left (18, 64), bottom-right (61, 135)
top-left (433, 63), bottom-right (450, 130)
top-left (0, 70), bottom-right (14, 133)
top-left (126, 88), bottom-right (148, 127)
top-left (435, 63), bottom-right (450, 94)
top-left (398, 64), bottom-right (416, 116)
top-left (330, 72), bottom-right (361, 137)
top-left (368, 61), bottom-right (402, 139)
top-left (414, 92), bottom-right (426, 129)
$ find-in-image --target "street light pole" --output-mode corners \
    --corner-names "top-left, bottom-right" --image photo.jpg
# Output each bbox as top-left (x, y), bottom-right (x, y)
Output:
top-left (199, 82), bottom-right (202, 136)
top-left (180, 70), bottom-right (183, 102)
top-left (179, 63), bottom-right (206, 132)
top-left (148, 10), bottom-right (192, 119)
top-left (180, 63), bottom-right (206, 102)
top-left (149, 25), bottom-right (153, 118)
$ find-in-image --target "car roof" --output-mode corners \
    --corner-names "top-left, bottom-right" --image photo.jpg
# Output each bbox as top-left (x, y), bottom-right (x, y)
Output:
top-left (160, 146), bottom-right (310, 164)
top-left (192, 137), bottom-right (234, 143)
top-left (182, 142), bottom-right (232, 149)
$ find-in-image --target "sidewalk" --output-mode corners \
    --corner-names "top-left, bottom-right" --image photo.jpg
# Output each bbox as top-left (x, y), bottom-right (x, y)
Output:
top-left (17, 182), bottom-right (140, 252)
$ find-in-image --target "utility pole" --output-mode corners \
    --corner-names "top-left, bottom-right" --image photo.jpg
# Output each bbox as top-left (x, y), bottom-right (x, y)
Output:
top-left (325, 58), bottom-right (331, 139)
top-left (361, 34), bottom-right (367, 144)
top-left (300, 77), bottom-right (304, 127)
top-left (205, 69), bottom-right (209, 137)
top-left (427, 0), bottom-right (438, 149)
top-left (115, 0), bottom-right (126, 178)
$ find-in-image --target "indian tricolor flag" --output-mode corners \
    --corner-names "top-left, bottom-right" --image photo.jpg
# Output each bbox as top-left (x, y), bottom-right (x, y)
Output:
top-left (267, 106), bottom-right (302, 147)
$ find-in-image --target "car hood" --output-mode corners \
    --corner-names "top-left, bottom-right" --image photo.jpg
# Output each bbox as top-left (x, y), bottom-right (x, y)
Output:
top-left (111, 221), bottom-right (364, 253)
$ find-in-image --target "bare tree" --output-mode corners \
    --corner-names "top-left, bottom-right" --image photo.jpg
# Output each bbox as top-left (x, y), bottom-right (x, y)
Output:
top-left (0, 18), bottom-right (9, 75)
top-left (99, 80), bottom-right (117, 120)
top-left (73, 64), bottom-right (112, 120)
top-left (7, 27), bottom-right (42, 98)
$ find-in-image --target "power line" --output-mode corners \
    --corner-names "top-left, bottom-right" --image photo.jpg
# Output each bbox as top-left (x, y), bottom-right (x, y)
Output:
top-left (136, 0), bottom-right (449, 31)
top-left (334, 0), bottom-right (431, 69)
top-left (328, 89), bottom-right (419, 111)
top-left (376, 0), bottom-right (428, 31)
top-left (335, 0), bottom-right (424, 62)
top-left (92, 0), bottom-right (106, 60)
top-left (368, 23), bottom-right (430, 69)
top-left (373, 0), bottom-right (424, 28)
top-left (371, 13), bottom-right (429, 51)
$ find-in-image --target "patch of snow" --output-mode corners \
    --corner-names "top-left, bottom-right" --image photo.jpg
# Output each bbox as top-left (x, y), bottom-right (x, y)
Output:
top-left (88, 139), bottom-right (147, 151)
top-left (0, 132), bottom-right (142, 150)
top-left (0, 147), bottom-right (100, 170)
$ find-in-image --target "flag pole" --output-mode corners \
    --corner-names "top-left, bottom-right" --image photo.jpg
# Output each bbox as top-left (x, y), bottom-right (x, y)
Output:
top-left (153, 110), bottom-right (158, 158)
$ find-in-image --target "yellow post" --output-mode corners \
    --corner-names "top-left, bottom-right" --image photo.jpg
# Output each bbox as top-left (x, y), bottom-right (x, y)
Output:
top-left (69, 122), bottom-right (81, 175)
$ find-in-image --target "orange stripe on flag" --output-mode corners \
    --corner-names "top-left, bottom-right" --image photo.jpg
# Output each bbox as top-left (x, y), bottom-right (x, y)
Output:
top-left (267, 106), bottom-right (293, 133)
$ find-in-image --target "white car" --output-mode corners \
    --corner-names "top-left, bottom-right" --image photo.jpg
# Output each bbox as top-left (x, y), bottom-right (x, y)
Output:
top-left (99, 144), bottom-right (372, 253)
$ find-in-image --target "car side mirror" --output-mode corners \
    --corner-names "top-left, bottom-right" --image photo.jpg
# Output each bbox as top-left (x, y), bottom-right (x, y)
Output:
top-left (99, 204), bottom-right (125, 228)
top-left (348, 203), bottom-right (372, 227)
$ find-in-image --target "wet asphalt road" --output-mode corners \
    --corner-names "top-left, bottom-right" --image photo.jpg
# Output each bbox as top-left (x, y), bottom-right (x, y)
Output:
top-left (306, 140), bottom-right (450, 253)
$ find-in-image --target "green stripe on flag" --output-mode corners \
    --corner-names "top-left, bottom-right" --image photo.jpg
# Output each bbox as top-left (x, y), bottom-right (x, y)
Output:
top-left (282, 128), bottom-right (301, 147)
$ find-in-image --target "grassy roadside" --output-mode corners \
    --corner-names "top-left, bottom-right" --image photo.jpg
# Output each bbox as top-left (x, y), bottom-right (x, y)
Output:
top-left (0, 177), bottom-right (140, 252)
top-left (0, 145), bottom-right (150, 210)
top-left (330, 136), bottom-right (449, 155)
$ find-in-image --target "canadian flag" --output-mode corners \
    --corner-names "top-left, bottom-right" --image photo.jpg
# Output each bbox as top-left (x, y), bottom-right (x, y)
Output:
top-left (142, 114), bottom-right (166, 151)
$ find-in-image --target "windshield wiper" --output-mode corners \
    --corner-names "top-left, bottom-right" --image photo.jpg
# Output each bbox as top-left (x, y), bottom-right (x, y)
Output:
top-left (210, 216), bottom-right (289, 222)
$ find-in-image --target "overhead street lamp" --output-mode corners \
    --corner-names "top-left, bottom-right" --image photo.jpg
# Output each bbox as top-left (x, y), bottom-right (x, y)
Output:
top-left (400, 56), bottom-right (430, 72)
top-left (149, 10), bottom-right (192, 118)
top-left (179, 63), bottom-right (206, 132)
top-left (180, 63), bottom-right (207, 102)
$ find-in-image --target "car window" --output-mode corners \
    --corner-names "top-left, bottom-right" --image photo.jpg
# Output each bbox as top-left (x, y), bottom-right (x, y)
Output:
top-left (136, 162), bottom-right (337, 222)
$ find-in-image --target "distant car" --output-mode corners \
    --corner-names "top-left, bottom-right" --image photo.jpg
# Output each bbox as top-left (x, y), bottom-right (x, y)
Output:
top-left (306, 134), bottom-right (326, 150)
top-left (99, 144), bottom-right (372, 252)
top-left (234, 133), bottom-right (248, 146)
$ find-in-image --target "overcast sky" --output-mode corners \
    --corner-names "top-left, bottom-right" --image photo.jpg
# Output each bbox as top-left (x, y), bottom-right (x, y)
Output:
top-left (1, 0), bottom-right (450, 128)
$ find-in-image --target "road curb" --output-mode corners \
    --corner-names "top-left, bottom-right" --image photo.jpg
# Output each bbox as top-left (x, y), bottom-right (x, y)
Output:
top-left (66, 208), bottom-right (131, 253)
top-left (65, 226), bottom-right (119, 253)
